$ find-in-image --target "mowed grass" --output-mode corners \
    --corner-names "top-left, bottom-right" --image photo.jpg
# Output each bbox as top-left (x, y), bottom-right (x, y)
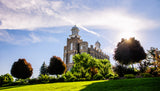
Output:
top-left (1, 77), bottom-right (160, 91)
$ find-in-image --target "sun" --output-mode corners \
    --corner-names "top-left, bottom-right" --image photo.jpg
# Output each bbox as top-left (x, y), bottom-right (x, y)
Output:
top-left (117, 31), bottom-right (137, 40)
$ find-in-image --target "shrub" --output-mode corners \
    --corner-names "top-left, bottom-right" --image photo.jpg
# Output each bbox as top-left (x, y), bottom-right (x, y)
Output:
top-left (113, 64), bottom-right (137, 77)
top-left (93, 73), bottom-right (104, 80)
top-left (64, 71), bottom-right (76, 82)
top-left (57, 75), bottom-right (66, 82)
top-left (124, 74), bottom-right (135, 79)
top-left (0, 73), bottom-right (14, 86)
top-left (152, 71), bottom-right (158, 77)
top-left (105, 74), bottom-right (114, 79)
top-left (109, 75), bottom-right (119, 80)
top-left (49, 76), bottom-right (57, 83)
top-left (85, 72), bottom-right (91, 81)
top-left (29, 78), bottom-right (39, 84)
top-left (77, 78), bottom-right (86, 81)
top-left (38, 74), bottom-right (50, 83)
top-left (113, 74), bottom-right (119, 79)
top-left (141, 73), bottom-right (152, 78)
top-left (15, 79), bottom-right (29, 85)
top-left (73, 72), bottom-right (81, 78)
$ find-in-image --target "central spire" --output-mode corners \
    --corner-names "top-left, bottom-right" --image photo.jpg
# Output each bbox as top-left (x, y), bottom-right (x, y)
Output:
top-left (69, 25), bottom-right (81, 38)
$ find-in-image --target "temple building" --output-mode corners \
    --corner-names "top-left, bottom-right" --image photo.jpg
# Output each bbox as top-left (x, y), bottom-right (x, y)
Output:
top-left (63, 25), bottom-right (109, 70)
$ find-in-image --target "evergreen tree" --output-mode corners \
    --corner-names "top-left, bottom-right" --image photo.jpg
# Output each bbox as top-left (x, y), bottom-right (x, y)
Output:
top-left (40, 62), bottom-right (48, 75)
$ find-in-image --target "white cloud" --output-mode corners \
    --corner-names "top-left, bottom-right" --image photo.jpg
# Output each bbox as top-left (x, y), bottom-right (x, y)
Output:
top-left (0, 30), bottom-right (58, 45)
top-left (0, 0), bottom-right (100, 36)
top-left (0, 0), bottom-right (159, 37)
top-left (0, 30), bottom-right (13, 42)
top-left (65, 9), bottom-right (159, 32)
top-left (29, 33), bottom-right (41, 43)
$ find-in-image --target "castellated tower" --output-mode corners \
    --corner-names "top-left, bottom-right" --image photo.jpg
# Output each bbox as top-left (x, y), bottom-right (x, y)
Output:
top-left (63, 25), bottom-right (109, 71)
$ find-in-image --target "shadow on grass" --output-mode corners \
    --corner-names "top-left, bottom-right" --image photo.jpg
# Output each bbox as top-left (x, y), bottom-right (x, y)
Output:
top-left (0, 85), bottom-right (27, 90)
top-left (81, 77), bottom-right (160, 91)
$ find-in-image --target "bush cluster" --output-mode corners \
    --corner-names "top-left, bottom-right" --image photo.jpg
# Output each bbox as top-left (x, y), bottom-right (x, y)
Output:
top-left (113, 64), bottom-right (137, 77)
top-left (0, 73), bottom-right (14, 86)
top-left (140, 73), bottom-right (152, 78)
top-left (124, 74), bottom-right (135, 79)
top-left (70, 53), bottom-right (115, 80)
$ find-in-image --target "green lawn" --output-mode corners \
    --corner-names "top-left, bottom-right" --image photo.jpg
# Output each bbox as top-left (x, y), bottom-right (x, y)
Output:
top-left (1, 77), bottom-right (160, 91)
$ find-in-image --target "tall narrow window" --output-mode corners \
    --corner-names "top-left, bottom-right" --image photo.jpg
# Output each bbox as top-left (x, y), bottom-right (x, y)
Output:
top-left (64, 56), bottom-right (66, 64)
top-left (70, 43), bottom-right (73, 50)
top-left (70, 54), bottom-right (73, 63)
top-left (81, 45), bottom-right (83, 50)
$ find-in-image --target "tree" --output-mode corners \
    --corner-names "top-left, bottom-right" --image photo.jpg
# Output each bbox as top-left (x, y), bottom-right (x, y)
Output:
top-left (48, 56), bottom-right (67, 75)
top-left (114, 37), bottom-right (146, 66)
top-left (71, 53), bottom-right (113, 79)
top-left (147, 47), bottom-right (160, 69)
top-left (71, 53), bottom-right (94, 78)
top-left (11, 59), bottom-right (33, 79)
top-left (40, 62), bottom-right (48, 75)
top-left (145, 47), bottom-right (160, 76)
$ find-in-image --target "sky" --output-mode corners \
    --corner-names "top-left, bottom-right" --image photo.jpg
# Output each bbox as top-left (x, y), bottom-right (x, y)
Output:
top-left (0, 0), bottom-right (160, 78)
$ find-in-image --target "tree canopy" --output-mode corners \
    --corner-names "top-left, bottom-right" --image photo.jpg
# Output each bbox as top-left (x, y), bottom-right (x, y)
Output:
top-left (48, 56), bottom-right (67, 75)
top-left (114, 37), bottom-right (146, 65)
top-left (11, 59), bottom-right (33, 79)
top-left (71, 53), bottom-right (113, 78)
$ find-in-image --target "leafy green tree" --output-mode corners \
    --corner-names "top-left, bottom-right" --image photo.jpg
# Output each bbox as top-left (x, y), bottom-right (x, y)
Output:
top-left (0, 73), bottom-right (14, 86)
top-left (40, 62), bottom-right (48, 75)
top-left (114, 37), bottom-right (146, 67)
top-left (71, 53), bottom-right (93, 78)
top-left (145, 47), bottom-right (160, 76)
top-left (48, 56), bottom-right (67, 76)
top-left (71, 53), bottom-right (113, 79)
top-left (97, 59), bottom-right (113, 77)
top-left (11, 59), bottom-right (33, 79)
top-left (147, 47), bottom-right (160, 69)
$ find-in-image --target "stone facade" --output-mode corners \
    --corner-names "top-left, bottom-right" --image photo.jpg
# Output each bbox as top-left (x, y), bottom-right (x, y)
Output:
top-left (63, 25), bottom-right (109, 70)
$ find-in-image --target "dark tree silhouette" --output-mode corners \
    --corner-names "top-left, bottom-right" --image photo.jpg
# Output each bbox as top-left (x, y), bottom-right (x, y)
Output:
top-left (48, 56), bottom-right (67, 75)
top-left (40, 62), bottom-right (48, 75)
top-left (11, 59), bottom-right (33, 79)
top-left (114, 37), bottom-right (146, 65)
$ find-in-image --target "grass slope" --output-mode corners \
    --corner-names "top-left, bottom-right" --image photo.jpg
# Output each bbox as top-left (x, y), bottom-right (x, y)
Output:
top-left (1, 77), bottom-right (160, 91)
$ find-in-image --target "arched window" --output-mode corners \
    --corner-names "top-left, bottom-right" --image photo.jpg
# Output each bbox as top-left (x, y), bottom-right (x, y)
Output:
top-left (70, 54), bottom-right (73, 63)
top-left (70, 43), bottom-right (73, 50)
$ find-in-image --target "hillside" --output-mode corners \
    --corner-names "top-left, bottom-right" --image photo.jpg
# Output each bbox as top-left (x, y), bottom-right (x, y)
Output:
top-left (1, 77), bottom-right (160, 91)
